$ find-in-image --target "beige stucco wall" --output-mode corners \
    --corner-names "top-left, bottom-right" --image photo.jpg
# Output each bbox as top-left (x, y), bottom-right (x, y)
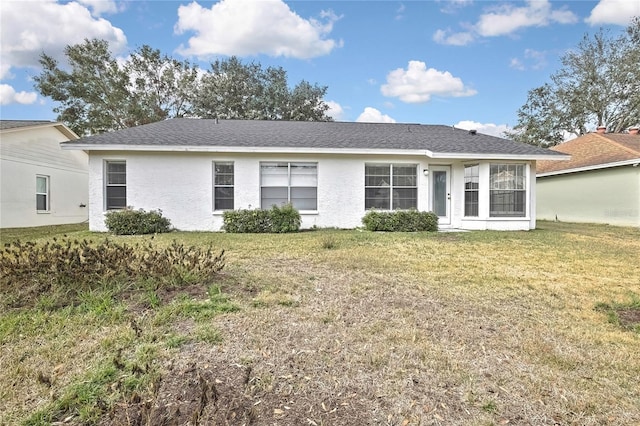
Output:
top-left (537, 166), bottom-right (640, 227)
top-left (0, 126), bottom-right (89, 228)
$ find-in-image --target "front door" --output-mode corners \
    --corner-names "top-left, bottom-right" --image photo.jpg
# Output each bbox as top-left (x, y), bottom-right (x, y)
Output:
top-left (431, 165), bottom-right (451, 225)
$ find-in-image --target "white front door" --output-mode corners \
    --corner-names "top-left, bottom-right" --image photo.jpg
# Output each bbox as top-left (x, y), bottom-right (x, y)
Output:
top-left (431, 165), bottom-right (451, 225)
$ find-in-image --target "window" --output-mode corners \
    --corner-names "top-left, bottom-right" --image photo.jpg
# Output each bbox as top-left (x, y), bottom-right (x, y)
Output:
top-left (365, 164), bottom-right (417, 210)
top-left (490, 164), bottom-right (526, 217)
top-left (213, 162), bottom-right (234, 210)
top-left (261, 162), bottom-right (317, 210)
top-left (464, 165), bottom-right (479, 217)
top-left (106, 161), bottom-right (126, 210)
top-left (36, 175), bottom-right (49, 211)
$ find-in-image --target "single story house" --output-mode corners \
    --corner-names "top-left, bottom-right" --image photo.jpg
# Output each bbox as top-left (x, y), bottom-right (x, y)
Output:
top-left (537, 127), bottom-right (640, 227)
top-left (61, 118), bottom-right (568, 232)
top-left (1, 120), bottom-right (89, 228)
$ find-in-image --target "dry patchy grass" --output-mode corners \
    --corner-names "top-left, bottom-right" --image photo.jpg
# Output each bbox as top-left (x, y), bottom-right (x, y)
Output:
top-left (1, 221), bottom-right (639, 425)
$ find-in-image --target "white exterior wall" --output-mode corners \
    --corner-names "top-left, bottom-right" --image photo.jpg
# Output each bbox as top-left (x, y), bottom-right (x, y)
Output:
top-left (1, 126), bottom-right (88, 228)
top-left (88, 151), bottom-right (536, 232)
top-left (537, 166), bottom-right (640, 227)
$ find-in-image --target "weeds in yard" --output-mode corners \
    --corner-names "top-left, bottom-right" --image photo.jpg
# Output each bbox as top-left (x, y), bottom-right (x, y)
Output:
top-left (595, 294), bottom-right (640, 332)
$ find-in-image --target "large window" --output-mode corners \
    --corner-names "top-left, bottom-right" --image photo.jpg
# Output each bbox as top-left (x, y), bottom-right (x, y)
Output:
top-left (464, 165), bottom-right (479, 217)
top-left (36, 175), bottom-right (49, 212)
top-left (260, 162), bottom-right (317, 210)
top-left (213, 162), bottom-right (234, 210)
top-left (490, 164), bottom-right (526, 217)
top-left (365, 164), bottom-right (417, 210)
top-left (106, 161), bottom-right (126, 210)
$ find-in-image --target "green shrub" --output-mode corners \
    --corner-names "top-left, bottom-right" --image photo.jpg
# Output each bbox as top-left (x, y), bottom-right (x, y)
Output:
top-left (104, 208), bottom-right (172, 235)
top-left (0, 238), bottom-right (225, 309)
top-left (361, 209), bottom-right (438, 232)
top-left (223, 204), bottom-right (301, 233)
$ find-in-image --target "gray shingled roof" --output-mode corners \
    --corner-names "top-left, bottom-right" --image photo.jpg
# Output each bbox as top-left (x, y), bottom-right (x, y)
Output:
top-left (0, 120), bottom-right (55, 130)
top-left (63, 118), bottom-right (566, 157)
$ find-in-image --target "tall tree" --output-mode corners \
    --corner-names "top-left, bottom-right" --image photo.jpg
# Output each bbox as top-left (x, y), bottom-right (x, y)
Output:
top-left (506, 18), bottom-right (640, 146)
top-left (34, 39), bottom-right (198, 135)
top-left (194, 57), bottom-right (332, 121)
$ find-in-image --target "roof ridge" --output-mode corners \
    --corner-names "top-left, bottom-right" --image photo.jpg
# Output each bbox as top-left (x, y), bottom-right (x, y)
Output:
top-left (599, 133), bottom-right (640, 156)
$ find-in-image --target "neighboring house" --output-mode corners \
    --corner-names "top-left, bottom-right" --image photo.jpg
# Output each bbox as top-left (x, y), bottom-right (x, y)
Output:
top-left (1, 120), bottom-right (89, 228)
top-left (61, 118), bottom-right (568, 232)
top-left (536, 127), bottom-right (640, 227)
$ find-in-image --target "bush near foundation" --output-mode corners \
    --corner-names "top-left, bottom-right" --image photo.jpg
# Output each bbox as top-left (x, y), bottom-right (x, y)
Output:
top-left (223, 204), bottom-right (301, 233)
top-left (105, 208), bottom-right (172, 235)
top-left (362, 210), bottom-right (438, 232)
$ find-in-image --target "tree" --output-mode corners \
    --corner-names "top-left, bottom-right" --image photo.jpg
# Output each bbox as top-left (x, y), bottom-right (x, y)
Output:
top-left (34, 39), bottom-right (198, 135)
top-left (506, 18), bottom-right (640, 146)
top-left (194, 56), bottom-right (332, 121)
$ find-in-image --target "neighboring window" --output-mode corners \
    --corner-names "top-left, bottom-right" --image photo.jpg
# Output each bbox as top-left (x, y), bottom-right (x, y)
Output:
top-left (213, 162), bottom-right (234, 210)
top-left (490, 164), bottom-right (526, 217)
top-left (464, 164), bottom-right (479, 217)
top-left (260, 162), bottom-right (317, 210)
top-left (36, 175), bottom-right (49, 212)
top-left (106, 161), bottom-right (127, 210)
top-left (365, 164), bottom-right (417, 210)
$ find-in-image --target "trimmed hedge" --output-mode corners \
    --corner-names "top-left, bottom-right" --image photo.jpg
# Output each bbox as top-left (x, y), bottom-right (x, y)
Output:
top-left (362, 210), bottom-right (438, 232)
top-left (105, 208), bottom-right (172, 235)
top-left (223, 204), bottom-right (301, 233)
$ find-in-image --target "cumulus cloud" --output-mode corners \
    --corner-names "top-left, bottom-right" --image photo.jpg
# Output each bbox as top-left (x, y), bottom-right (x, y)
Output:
top-left (434, 0), bottom-right (578, 46)
top-left (586, 0), bottom-right (640, 26)
top-left (0, 84), bottom-right (38, 106)
top-left (454, 120), bottom-right (510, 138)
top-left (175, 0), bottom-right (342, 59)
top-left (325, 100), bottom-right (345, 121)
top-left (0, 0), bottom-right (127, 79)
top-left (76, 0), bottom-right (119, 16)
top-left (381, 60), bottom-right (476, 103)
top-left (356, 107), bottom-right (396, 123)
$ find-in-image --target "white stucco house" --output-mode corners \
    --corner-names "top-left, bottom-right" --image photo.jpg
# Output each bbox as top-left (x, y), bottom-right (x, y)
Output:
top-left (537, 127), bottom-right (640, 227)
top-left (1, 120), bottom-right (89, 228)
top-left (61, 118), bottom-right (569, 232)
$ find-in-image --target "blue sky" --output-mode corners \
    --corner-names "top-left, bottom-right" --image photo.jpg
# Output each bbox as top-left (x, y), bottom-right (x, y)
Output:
top-left (1, 0), bottom-right (638, 137)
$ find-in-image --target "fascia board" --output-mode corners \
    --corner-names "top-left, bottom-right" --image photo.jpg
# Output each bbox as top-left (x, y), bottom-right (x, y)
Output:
top-left (426, 150), bottom-right (571, 161)
top-left (536, 158), bottom-right (640, 177)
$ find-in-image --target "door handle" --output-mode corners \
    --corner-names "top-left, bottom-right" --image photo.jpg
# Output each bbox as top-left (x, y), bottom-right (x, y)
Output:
top-left (447, 193), bottom-right (451, 200)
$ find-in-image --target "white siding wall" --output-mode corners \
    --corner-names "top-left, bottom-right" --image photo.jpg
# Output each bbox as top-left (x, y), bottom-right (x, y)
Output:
top-left (1, 126), bottom-right (88, 228)
top-left (537, 166), bottom-right (640, 227)
top-left (88, 151), bottom-right (536, 232)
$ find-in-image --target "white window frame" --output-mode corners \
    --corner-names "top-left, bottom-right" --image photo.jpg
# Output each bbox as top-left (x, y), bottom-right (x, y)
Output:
top-left (260, 162), bottom-right (318, 211)
top-left (213, 162), bottom-right (234, 211)
top-left (36, 175), bottom-right (50, 212)
top-left (365, 163), bottom-right (418, 210)
top-left (105, 160), bottom-right (127, 210)
top-left (464, 164), bottom-right (479, 217)
top-left (489, 163), bottom-right (527, 217)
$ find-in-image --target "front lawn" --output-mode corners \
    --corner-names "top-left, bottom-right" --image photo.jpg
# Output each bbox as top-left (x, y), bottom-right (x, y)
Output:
top-left (1, 221), bottom-right (639, 425)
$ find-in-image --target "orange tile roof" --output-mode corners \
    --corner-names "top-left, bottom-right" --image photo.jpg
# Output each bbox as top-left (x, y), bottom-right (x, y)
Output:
top-left (537, 132), bottom-right (640, 174)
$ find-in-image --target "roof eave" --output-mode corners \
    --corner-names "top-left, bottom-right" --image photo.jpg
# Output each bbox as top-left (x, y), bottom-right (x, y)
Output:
top-left (537, 158), bottom-right (640, 177)
top-left (426, 150), bottom-right (570, 161)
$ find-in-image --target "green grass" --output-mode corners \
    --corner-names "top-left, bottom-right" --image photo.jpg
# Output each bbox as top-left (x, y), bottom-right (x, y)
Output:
top-left (1, 221), bottom-right (639, 425)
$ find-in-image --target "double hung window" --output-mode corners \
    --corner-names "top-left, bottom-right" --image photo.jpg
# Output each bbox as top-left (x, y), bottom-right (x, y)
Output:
top-left (213, 162), bottom-right (234, 210)
top-left (260, 162), bottom-right (317, 210)
top-left (365, 164), bottom-right (417, 210)
top-left (106, 161), bottom-right (126, 210)
top-left (464, 165), bottom-right (479, 217)
top-left (489, 164), bottom-right (526, 217)
top-left (36, 175), bottom-right (49, 212)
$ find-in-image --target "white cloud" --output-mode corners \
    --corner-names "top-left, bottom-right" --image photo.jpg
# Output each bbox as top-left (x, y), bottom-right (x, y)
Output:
top-left (76, 0), bottom-right (119, 16)
top-left (454, 120), bottom-right (510, 138)
top-left (586, 0), bottom-right (640, 26)
top-left (434, 0), bottom-right (578, 46)
top-left (325, 100), bottom-right (345, 121)
top-left (509, 49), bottom-right (547, 71)
top-left (0, 84), bottom-right (38, 105)
top-left (356, 107), bottom-right (396, 123)
top-left (0, 0), bottom-right (127, 79)
top-left (175, 0), bottom-right (342, 59)
top-left (381, 60), bottom-right (477, 103)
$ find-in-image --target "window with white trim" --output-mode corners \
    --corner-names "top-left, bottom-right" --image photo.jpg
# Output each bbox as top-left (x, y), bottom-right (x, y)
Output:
top-left (260, 162), bottom-right (317, 210)
top-left (105, 161), bottom-right (127, 210)
top-left (464, 164), bottom-right (479, 217)
top-left (213, 162), bottom-right (234, 210)
top-left (36, 175), bottom-right (49, 212)
top-left (489, 164), bottom-right (526, 217)
top-left (365, 163), bottom-right (417, 210)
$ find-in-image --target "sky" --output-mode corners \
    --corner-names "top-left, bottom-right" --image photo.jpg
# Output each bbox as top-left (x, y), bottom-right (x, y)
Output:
top-left (1, 0), bottom-right (638, 137)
